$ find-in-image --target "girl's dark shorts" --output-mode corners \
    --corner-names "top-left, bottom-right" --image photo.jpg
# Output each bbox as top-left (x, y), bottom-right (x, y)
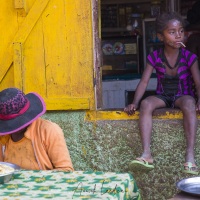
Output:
top-left (154, 94), bottom-right (182, 108)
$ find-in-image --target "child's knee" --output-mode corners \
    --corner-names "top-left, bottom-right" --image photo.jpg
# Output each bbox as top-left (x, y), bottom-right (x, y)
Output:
top-left (140, 99), bottom-right (153, 111)
top-left (181, 98), bottom-right (196, 111)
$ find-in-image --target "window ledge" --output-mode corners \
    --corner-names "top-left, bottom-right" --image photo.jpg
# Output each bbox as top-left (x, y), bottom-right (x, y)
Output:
top-left (85, 108), bottom-right (198, 121)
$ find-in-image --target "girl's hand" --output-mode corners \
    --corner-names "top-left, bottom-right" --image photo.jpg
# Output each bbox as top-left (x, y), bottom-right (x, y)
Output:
top-left (124, 103), bottom-right (137, 115)
top-left (196, 101), bottom-right (200, 114)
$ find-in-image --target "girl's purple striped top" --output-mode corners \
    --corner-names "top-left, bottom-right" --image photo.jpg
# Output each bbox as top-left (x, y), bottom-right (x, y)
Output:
top-left (147, 48), bottom-right (198, 97)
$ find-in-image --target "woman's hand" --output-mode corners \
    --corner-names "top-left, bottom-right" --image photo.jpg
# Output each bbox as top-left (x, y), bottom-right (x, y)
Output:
top-left (124, 103), bottom-right (137, 116)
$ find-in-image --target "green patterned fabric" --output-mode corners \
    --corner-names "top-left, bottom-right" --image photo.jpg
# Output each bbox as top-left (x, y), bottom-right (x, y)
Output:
top-left (0, 170), bottom-right (141, 200)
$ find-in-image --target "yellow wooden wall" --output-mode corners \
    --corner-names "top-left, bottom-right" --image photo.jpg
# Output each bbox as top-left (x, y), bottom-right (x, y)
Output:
top-left (0, 0), bottom-right (95, 110)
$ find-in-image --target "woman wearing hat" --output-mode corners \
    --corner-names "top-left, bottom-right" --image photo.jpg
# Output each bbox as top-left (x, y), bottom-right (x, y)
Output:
top-left (0, 88), bottom-right (74, 171)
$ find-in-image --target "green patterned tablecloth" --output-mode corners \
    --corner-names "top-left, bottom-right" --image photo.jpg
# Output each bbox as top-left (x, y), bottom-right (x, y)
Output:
top-left (0, 170), bottom-right (141, 200)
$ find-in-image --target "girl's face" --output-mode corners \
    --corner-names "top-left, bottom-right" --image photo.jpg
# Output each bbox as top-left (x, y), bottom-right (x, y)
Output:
top-left (158, 19), bottom-right (184, 48)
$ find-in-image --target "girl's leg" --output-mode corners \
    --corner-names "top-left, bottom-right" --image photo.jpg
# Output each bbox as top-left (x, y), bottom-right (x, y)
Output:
top-left (138, 96), bottom-right (166, 162)
top-left (175, 95), bottom-right (197, 164)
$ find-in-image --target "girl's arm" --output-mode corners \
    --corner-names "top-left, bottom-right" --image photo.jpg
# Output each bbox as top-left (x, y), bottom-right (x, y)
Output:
top-left (190, 60), bottom-right (200, 112)
top-left (124, 63), bottom-right (154, 115)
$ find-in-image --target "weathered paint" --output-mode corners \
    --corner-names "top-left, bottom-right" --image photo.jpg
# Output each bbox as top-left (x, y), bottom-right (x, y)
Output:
top-left (0, 0), bottom-right (95, 110)
top-left (92, 0), bottom-right (103, 109)
top-left (43, 110), bottom-right (200, 200)
top-left (85, 109), bottom-right (187, 121)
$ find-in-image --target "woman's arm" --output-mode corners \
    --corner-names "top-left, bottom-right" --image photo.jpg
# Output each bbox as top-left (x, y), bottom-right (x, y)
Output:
top-left (47, 125), bottom-right (74, 171)
top-left (38, 120), bottom-right (74, 171)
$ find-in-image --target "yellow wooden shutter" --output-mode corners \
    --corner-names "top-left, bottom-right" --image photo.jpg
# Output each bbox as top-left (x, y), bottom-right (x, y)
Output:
top-left (0, 0), bottom-right (94, 110)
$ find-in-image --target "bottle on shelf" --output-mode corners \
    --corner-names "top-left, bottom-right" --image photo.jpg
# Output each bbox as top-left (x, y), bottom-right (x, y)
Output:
top-left (126, 13), bottom-right (142, 36)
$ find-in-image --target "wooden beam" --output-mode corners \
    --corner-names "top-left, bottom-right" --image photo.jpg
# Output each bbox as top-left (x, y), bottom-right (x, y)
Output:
top-left (0, 44), bottom-right (13, 83)
top-left (0, 0), bottom-right (50, 83)
top-left (45, 98), bottom-right (90, 110)
top-left (13, 42), bottom-right (23, 89)
top-left (14, 0), bottom-right (50, 43)
top-left (14, 0), bottom-right (26, 9)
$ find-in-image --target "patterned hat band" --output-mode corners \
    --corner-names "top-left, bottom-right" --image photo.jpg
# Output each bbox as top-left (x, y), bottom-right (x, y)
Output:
top-left (0, 90), bottom-right (30, 120)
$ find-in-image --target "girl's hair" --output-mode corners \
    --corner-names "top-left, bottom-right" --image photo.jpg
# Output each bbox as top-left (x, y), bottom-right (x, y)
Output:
top-left (156, 12), bottom-right (185, 34)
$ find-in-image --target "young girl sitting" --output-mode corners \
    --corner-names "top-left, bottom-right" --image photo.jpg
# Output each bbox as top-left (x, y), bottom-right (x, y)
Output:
top-left (124, 12), bottom-right (200, 175)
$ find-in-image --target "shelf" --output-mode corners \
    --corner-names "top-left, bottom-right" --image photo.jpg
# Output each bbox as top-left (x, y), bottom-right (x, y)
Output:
top-left (103, 69), bottom-right (137, 75)
top-left (146, 42), bottom-right (163, 46)
top-left (102, 28), bottom-right (128, 33)
top-left (103, 54), bottom-right (136, 56)
top-left (102, 72), bottom-right (157, 81)
top-left (101, 1), bottom-right (148, 30)
top-left (102, 72), bottom-right (142, 81)
top-left (102, 35), bottom-right (138, 39)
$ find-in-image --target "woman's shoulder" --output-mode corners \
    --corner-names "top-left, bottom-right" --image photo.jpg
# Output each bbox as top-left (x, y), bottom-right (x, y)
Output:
top-left (31, 118), bottom-right (62, 132)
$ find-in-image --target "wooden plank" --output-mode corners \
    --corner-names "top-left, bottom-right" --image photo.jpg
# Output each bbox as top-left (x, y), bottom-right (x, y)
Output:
top-left (13, 42), bottom-right (23, 89)
top-left (44, 98), bottom-right (90, 110)
top-left (85, 109), bottom-right (198, 121)
top-left (85, 110), bottom-right (139, 121)
top-left (92, 0), bottom-right (103, 109)
top-left (42, 0), bottom-right (70, 97)
top-left (21, 19), bottom-right (46, 93)
top-left (14, 0), bottom-right (50, 43)
top-left (65, 1), bottom-right (94, 97)
top-left (13, 0), bottom-right (49, 90)
top-left (0, 46), bottom-right (14, 83)
top-left (0, 1), bottom-right (17, 83)
top-left (14, 0), bottom-right (26, 9)
top-left (0, 0), bottom-right (50, 83)
top-left (14, 0), bottom-right (28, 14)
